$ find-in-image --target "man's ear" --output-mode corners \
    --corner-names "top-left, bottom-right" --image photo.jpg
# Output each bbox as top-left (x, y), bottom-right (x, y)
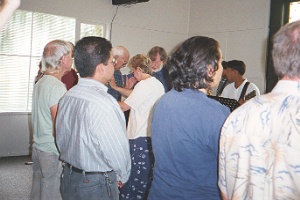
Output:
top-left (96, 63), bottom-right (105, 75)
top-left (60, 55), bottom-right (67, 65)
top-left (206, 65), bottom-right (215, 78)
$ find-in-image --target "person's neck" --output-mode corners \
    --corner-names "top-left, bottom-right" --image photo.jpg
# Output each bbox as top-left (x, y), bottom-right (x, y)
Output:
top-left (198, 88), bottom-right (208, 94)
top-left (44, 70), bottom-right (64, 80)
top-left (281, 76), bottom-right (300, 81)
top-left (234, 77), bottom-right (245, 89)
top-left (141, 73), bottom-right (152, 80)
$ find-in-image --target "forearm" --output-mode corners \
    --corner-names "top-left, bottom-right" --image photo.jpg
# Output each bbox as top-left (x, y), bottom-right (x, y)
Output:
top-left (50, 104), bottom-right (58, 137)
top-left (118, 101), bottom-right (131, 112)
top-left (220, 191), bottom-right (228, 200)
top-left (113, 85), bottom-right (132, 97)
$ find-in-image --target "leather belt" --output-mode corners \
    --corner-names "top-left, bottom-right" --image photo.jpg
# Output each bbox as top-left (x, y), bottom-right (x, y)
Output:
top-left (65, 163), bottom-right (109, 175)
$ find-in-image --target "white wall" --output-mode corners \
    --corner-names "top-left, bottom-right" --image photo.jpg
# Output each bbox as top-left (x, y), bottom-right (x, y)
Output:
top-left (0, 0), bottom-right (270, 156)
top-left (0, 113), bottom-right (32, 156)
top-left (19, 0), bottom-right (189, 73)
top-left (189, 0), bottom-right (270, 94)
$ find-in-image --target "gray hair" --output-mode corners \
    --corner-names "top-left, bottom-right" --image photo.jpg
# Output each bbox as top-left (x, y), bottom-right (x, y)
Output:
top-left (41, 40), bottom-right (73, 73)
top-left (272, 20), bottom-right (300, 79)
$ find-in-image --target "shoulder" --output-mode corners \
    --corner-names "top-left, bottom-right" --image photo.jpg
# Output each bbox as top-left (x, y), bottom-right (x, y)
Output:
top-left (137, 77), bottom-right (159, 87)
top-left (248, 82), bottom-right (260, 94)
top-left (43, 76), bottom-right (66, 93)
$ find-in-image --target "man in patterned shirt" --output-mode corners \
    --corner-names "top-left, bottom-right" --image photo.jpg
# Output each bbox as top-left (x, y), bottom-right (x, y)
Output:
top-left (219, 20), bottom-right (300, 199)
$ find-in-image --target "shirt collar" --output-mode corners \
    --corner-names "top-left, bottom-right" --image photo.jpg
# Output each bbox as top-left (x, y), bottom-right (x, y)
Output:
top-left (78, 78), bottom-right (108, 92)
top-left (272, 80), bottom-right (300, 96)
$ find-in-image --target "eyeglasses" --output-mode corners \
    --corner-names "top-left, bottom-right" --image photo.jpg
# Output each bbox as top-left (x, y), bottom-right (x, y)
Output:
top-left (107, 58), bottom-right (116, 65)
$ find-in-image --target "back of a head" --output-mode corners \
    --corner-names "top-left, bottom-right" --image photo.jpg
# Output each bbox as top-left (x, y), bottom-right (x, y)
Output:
top-left (128, 54), bottom-right (152, 75)
top-left (42, 40), bottom-right (73, 73)
top-left (147, 46), bottom-right (167, 62)
top-left (168, 36), bottom-right (221, 92)
top-left (112, 46), bottom-right (129, 58)
top-left (74, 36), bottom-right (112, 78)
top-left (226, 60), bottom-right (246, 75)
top-left (272, 20), bottom-right (300, 79)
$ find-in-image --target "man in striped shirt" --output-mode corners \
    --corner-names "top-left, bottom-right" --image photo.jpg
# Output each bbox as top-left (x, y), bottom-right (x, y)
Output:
top-left (56, 36), bottom-right (131, 200)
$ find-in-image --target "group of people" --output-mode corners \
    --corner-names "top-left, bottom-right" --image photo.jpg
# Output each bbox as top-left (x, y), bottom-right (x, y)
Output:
top-left (30, 19), bottom-right (300, 200)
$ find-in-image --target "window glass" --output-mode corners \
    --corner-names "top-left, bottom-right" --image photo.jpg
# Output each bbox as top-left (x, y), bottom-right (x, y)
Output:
top-left (0, 56), bottom-right (31, 111)
top-left (0, 10), bottom-right (106, 112)
top-left (32, 12), bottom-right (75, 56)
top-left (0, 10), bottom-right (32, 56)
top-left (0, 10), bottom-right (75, 112)
top-left (80, 23), bottom-right (104, 38)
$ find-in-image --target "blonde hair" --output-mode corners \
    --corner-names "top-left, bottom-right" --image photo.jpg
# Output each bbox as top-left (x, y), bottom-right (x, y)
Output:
top-left (128, 54), bottom-right (153, 75)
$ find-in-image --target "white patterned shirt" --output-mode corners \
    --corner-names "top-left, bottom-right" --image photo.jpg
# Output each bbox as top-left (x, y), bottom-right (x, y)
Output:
top-left (56, 78), bottom-right (131, 183)
top-left (219, 80), bottom-right (300, 200)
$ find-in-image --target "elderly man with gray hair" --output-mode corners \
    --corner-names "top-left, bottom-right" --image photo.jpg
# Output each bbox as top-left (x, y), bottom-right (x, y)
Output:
top-left (219, 20), bottom-right (300, 200)
top-left (108, 46), bottom-right (131, 101)
top-left (31, 40), bottom-right (73, 200)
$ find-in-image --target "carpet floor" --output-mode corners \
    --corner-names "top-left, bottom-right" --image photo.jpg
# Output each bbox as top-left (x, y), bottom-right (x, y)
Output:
top-left (0, 156), bottom-right (32, 200)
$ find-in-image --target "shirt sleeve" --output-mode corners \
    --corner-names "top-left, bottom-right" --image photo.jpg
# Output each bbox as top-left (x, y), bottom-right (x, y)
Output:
top-left (49, 82), bottom-right (67, 107)
top-left (247, 83), bottom-right (260, 96)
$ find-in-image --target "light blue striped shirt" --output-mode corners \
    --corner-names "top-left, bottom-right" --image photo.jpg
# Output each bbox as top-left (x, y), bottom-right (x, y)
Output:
top-left (56, 78), bottom-right (131, 183)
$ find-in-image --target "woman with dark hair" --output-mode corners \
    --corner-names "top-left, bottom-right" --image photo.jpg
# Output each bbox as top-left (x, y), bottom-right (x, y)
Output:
top-left (148, 36), bottom-right (230, 199)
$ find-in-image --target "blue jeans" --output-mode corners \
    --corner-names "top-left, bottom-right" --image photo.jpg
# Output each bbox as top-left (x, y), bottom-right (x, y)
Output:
top-left (30, 147), bottom-right (63, 200)
top-left (61, 164), bottom-right (119, 200)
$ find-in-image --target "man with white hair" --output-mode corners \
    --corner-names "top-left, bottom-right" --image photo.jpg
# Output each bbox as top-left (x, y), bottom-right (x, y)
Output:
top-left (31, 40), bottom-right (73, 200)
top-left (108, 46), bottom-right (132, 101)
top-left (219, 20), bottom-right (300, 199)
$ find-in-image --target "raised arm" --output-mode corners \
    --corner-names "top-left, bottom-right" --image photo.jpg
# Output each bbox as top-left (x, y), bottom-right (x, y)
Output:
top-left (109, 77), bottom-right (132, 97)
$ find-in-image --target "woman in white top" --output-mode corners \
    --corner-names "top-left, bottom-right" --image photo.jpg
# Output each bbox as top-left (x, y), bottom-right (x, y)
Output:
top-left (110, 54), bottom-right (165, 200)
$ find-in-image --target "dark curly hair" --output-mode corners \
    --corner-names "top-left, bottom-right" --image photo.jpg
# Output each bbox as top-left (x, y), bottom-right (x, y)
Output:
top-left (74, 36), bottom-right (112, 78)
top-left (168, 36), bottom-right (221, 92)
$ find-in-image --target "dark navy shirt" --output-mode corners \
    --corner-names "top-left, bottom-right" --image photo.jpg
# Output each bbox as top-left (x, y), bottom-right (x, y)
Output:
top-left (152, 66), bottom-right (172, 92)
top-left (107, 70), bottom-right (123, 101)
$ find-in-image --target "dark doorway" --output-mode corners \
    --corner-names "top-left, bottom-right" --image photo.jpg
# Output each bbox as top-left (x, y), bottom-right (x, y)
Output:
top-left (266, 0), bottom-right (300, 92)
